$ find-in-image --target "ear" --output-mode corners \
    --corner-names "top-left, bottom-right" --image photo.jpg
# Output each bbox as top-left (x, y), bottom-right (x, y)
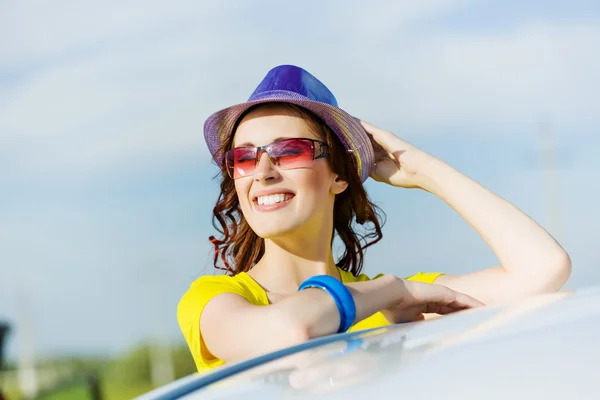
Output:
top-left (330, 174), bottom-right (349, 195)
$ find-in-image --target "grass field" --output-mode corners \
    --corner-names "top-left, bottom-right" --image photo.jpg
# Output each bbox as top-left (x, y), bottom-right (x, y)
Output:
top-left (4, 382), bottom-right (154, 400)
top-left (1, 343), bottom-right (195, 400)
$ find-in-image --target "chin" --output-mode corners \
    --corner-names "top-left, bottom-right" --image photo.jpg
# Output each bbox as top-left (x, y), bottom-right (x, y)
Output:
top-left (250, 218), bottom-right (305, 239)
top-left (240, 198), bottom-right (323, 239)
top-left (246, 208), bottom-right (315, 239)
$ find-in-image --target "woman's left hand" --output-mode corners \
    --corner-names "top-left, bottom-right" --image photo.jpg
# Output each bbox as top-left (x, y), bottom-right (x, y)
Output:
top-left (361, 120), bottom-right (441, 189)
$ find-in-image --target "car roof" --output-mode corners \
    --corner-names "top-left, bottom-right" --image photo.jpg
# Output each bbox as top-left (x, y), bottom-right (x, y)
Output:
top-left (137, 286), bottom-right (600, 400)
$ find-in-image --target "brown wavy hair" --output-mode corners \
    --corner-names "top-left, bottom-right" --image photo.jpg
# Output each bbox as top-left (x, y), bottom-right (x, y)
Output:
top-left (208, 103), bottom-right (385, 276)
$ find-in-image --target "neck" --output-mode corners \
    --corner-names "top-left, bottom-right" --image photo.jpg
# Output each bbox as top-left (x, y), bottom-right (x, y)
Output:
top-left (248, 216), bottom-right (339, 294)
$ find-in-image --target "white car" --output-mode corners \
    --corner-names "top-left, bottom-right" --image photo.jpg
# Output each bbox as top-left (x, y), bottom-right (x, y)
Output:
top-left (137, 287), bottom-right (600, 400)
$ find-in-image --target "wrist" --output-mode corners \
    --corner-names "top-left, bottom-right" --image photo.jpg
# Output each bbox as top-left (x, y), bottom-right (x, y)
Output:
top-left (418, 156), bottom-right (456, 194)
top-left (351, 274), bottom-right (405, 308)
top-left (387, 276), bottom-right (408, 307)
top-left (299, 275), bottom-right (356, 333)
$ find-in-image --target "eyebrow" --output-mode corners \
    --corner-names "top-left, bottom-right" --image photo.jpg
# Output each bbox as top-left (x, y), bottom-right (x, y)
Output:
top-left (236, 136), bottom-right (294, 147)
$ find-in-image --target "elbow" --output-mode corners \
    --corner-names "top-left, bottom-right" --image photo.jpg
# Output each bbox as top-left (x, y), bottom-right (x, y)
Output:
top-left (287, 322), bottom-right (312, 346)
top-left (555, 250), bottom-right (572, 286)
top-left (275, 325), bottom-right (312, 353)
top-left (281, 316), bottom-right (312, 346)
top-left (543, 250), bottom-right (572, 292)
top-left (268, 308), bottom-right (312, 349)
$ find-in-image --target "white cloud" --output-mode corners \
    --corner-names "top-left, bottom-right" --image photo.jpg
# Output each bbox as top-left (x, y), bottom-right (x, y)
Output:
top-left (0, 2), bottom-right (598, 180)
top-left (0, 0), bottom-right (234, 69)
top-left (339, 0), bottom-right (471, 34)
top-left (378, 22), bottom-right (600, 133)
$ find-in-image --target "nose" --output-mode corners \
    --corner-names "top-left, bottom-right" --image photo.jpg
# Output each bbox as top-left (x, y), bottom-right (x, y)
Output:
top-left (253, 151), bottom-right (279, 182)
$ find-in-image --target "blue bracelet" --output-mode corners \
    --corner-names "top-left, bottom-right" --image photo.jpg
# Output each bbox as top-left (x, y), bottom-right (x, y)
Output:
top-left (298, 275), bottom-right (357, 333)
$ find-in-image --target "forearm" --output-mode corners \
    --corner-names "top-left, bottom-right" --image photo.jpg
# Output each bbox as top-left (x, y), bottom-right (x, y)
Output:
top-left (204, 275), bottom-right (401, 363)
top-left (421, 157), bottom-right (571, 277)
top-left (273, 274), bottom-right (400, 338)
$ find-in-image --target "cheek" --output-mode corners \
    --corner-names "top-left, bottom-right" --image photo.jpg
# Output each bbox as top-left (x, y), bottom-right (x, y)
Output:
top-left (234, 180), bottom-right (252, 211)
top-left (292, 166), bottom-right (334, 199)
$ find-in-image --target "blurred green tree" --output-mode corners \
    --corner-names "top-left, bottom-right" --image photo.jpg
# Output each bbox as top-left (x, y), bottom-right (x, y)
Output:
top-left (103, 343), bottom-right (195, 387)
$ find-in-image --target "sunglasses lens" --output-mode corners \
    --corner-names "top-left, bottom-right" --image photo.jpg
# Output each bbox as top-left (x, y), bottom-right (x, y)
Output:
top-left (226, 139), bottom-right (320, 179)
top-left (227, 148), bottom-right (257, 179)
top-left (269, 139), bottom-right (315, 169)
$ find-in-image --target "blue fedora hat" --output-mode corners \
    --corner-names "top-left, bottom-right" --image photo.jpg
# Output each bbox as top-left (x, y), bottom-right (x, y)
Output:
top-left (203, 65), bottom-right (375, 182)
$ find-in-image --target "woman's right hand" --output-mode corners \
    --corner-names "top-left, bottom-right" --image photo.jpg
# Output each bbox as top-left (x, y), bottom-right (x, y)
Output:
top-left (381, 278), bottom-right (484, 323)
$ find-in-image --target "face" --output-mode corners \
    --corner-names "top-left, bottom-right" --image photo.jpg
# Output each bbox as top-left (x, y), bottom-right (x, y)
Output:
top-left (231, 105), bottom-right (348, 239)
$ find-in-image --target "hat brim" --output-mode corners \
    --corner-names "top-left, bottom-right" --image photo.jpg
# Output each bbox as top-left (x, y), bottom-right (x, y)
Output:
top-left (203, 91), bottom-right (374, 183)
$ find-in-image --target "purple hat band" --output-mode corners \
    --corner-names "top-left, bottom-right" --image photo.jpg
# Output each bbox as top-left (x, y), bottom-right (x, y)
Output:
top-left (203, 65), bottom-right (375, 183)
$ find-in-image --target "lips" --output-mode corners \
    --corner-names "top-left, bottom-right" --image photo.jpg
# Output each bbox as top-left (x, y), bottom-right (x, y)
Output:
top-left (255, 193), bottom-right (294, 205)
top-left (251, 188), bottom-right (296, 212)
top-left (251, 188), bottom-right (296, 203)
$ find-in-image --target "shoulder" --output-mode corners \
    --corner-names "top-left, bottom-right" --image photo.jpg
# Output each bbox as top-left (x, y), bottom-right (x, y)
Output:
top-left (338, 268), bottom-right (375, 283)
top-left (338, 268), bottom-right (444, 284)
top-left (405, 272), bottom-right (445, 284)
top-left (187, 274), bottom-right (249, 295)
top-left (177, 274), bottom-right (263, 325)
top-left (338, 268), bottom-right (390, 283)
top-left (178, 274), bottom-right (261, 306)
top-left (177, 273), bottom-right (264, 372)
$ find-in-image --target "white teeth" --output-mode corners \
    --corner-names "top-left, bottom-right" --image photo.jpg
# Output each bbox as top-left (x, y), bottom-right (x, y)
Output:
top-left (257, 193), bottom-right (289, 205)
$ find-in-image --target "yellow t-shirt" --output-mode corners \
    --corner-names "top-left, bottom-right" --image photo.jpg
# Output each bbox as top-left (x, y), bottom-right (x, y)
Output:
top-left (177, 269), bottom-right (443, 372)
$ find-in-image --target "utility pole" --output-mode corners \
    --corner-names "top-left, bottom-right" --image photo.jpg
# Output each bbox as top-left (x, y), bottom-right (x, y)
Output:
top-left (14, 273), bottom-right (38, 399)
top-left (144, 262), bottom-right (175, 388)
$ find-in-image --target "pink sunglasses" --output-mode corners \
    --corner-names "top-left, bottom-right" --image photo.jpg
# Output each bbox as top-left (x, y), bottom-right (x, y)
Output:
top-left (225, 138), bottom-right (329, 179)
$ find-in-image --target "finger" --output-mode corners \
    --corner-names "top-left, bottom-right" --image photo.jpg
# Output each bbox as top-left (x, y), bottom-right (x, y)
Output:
top-left (453, 292), bottom-right (485, 308)
top-left (360, 120), bottom-right (392, 137)
top-left (360, 120), bottom-right (402, 153)
top-left (430, 303), bottom-right (472, 315)
top-left (372, 159), bottom-right (401, 182)
top-left (408, 282), bottom-right (457, 304)
top-left (366, 130), bottom-right (396, 161)
top-left (430, 296), bottom-right (484, 315)
top-left (425, 284), bottom-right (484, 308)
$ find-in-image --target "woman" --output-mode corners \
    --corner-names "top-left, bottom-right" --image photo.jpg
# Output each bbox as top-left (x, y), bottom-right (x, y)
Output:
top-left (178, 65), bottom-right (571, 372)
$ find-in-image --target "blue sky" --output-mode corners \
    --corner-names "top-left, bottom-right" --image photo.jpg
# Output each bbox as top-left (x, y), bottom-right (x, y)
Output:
top-left (1, 0), bottom-right (599, 360)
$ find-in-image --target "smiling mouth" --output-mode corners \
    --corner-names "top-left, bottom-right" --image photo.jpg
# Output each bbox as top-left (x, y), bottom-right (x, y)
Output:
top-left (254, 193), bottom-right (295, 206)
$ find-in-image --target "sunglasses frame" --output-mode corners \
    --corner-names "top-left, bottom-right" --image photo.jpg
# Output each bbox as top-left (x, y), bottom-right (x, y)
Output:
top-left (225, 138), bottom-right (330, 179)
